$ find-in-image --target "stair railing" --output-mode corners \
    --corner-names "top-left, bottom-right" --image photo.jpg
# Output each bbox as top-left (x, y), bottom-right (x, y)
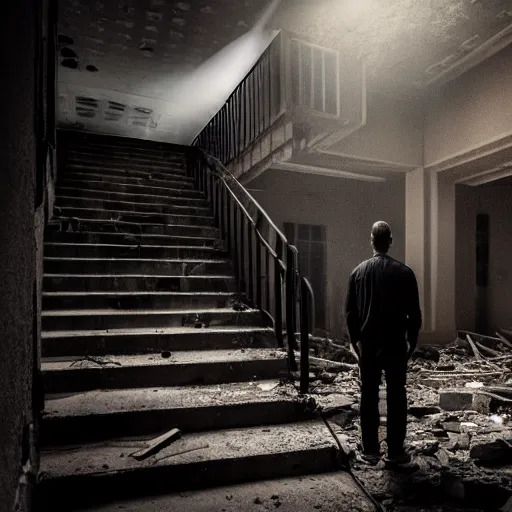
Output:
top-left (189, 148), bottom-right (314, 393)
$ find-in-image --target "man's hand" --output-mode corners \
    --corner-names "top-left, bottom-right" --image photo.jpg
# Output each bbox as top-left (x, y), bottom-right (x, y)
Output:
top-left (407, 342), bottom-right (416, 360)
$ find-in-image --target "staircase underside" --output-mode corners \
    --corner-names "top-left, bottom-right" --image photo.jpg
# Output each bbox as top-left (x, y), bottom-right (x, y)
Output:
top-left (37, 131), bottom-right (362, 510)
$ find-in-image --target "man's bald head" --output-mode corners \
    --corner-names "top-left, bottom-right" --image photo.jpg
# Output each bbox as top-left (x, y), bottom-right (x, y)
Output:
top-left (371, 221), bottom-right (392, 253)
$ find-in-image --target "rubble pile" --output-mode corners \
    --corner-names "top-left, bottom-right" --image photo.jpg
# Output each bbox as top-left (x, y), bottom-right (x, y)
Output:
top-left (299, 330), bottom-right (512, 511)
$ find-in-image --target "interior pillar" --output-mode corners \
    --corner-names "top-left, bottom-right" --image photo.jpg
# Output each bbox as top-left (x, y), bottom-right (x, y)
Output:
top-left (405, 168), bottom-right (456, 343)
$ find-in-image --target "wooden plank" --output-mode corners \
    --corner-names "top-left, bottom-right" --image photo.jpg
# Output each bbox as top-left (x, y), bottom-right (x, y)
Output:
top-left (496, 332), bottom-right (512, 350)
top-left (130, 428), bottom-right (182, 461)
top-left (466, 334), bottom-right (483, 361)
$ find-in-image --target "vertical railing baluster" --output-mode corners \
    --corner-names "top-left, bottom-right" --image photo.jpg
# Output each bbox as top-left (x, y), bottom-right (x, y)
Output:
top-left (226, 187), bottom-right (231, 255)
top-left (268, 47), bottom-right (272, 124)
top-left (251, 70), bottom-right (256, 143)
top-left (233, 200), bottom-right (239, 284)
top-left (240, 212), bottom-right (246, 294)
top-left (257, 62), bottom-right (262, 134)
top-left (265, 249), bottom-right (270, 313)
top-left (243, 80), bottom-right (247, 151)
top-left (256, 235), bottom-right (262, 309)
top-left (247, 220), bottom-right (254, 305)
top-left (274, 258), bottom-right (283, 348)
top-left (286, 245), bottom-right (298, 372)
top-left (219, 180), bottom-right (225, 241)
top-left (300, 278), bottom-right (310, 394)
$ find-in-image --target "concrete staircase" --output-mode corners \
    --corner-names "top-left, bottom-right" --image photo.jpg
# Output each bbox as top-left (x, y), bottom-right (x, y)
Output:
top-left (36, 133), bottom-right (342, 510)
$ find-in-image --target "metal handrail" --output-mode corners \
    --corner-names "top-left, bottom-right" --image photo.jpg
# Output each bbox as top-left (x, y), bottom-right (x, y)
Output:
top-left (189, 147), bottom-right (314, 392)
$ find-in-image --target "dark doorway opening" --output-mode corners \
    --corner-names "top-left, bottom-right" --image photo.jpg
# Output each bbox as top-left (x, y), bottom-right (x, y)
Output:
top-left (284, 222), bottom-right (327, 330)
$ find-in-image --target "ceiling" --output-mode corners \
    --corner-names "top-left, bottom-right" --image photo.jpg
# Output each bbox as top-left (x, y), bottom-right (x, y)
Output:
top-left (57, 0), bottom-right (512, 143)
top-left (274, 0), bottom-right (512, 95)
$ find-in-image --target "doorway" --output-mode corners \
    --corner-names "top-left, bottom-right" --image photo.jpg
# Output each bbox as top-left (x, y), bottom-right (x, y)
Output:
top-left (284, 222), bottom-right (327, 330)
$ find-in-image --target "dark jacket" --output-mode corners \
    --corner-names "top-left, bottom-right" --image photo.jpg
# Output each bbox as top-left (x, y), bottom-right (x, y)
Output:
top-left (345, 253), bottom-right (422, 354)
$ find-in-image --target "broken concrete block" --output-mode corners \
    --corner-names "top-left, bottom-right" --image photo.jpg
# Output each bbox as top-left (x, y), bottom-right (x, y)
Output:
top-left (436, 447), bottom-right (451, 467)
top-left (473, 393), bottom-right (493, 414)
top-left (469, 434), bottom-right (512, 464)
top-left (460, 422), bottom-right (479, 433)
top-left (439, 389), bottom-right (474, 411)
top-left (442, 422), bottom-right (461, 433)
top-left (456, 434), bottom-right (470, 450)
top-left (409, 405), bottom-right (441, 418)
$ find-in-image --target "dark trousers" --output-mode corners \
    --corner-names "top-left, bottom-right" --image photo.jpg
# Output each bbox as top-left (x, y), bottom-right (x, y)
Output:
top-left (359, 348), bottom-right (408, 455)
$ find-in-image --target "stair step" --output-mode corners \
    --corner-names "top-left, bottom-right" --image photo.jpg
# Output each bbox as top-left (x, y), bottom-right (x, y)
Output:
top-left (44, 257), bottom-right (229, 275)
top-left (58, 131), bottom-right (185, 153)
top-left (63, 143), bottom-right (186, 160)
top-left (63, 164), bottom-right (188, 181)
top-left (37, 420), bottom-right (338, 509)
top-left (64, 149), bottom-right (185, 165)
top-left (56, 197), bottom-right (210, 217)
top-left (63, 171), bottom-right (195, 188)
top-left (59, 178), bottom-right (202, 198)
top-left (44, 230), bottom-right (218, 247)
top-left (71, 472), bottom-right (373, 512)
top-left (56, 187), bottom-right (206, 207)
top-left (43, 290), bottom-right (238, 311)
top-left (44, 243), bottom-right (223, 259)
top-left (53, 208), bottom-right (213, 227)
top-left (42, 379), bottom-right (307, 445)
top-left (64, 156), bottom-right (186, 173)
top-left (43, 274), bottom-right (236, 293)
top-left (41, 326), bottom-right (275, 357)
top-left (46, 217), bottom-right (220, 238)
top-left (42, 308), bottom-right (263, 331)
top-left (42, 348), bottom-right (283, 393)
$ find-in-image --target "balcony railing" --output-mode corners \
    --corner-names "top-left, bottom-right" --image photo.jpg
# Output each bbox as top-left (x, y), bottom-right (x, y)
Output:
top-left (192, 31), bottom-right (284, 166)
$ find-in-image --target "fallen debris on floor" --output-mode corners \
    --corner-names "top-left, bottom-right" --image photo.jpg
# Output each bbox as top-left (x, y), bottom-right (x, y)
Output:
top-left (293, 329), bottom-right (512, 510)
top-left (130, 428), bottom-right (182, 461)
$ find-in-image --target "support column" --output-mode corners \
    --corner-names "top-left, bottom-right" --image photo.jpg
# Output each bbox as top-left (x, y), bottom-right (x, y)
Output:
top-left (405, 168), bottom-right (456, 343)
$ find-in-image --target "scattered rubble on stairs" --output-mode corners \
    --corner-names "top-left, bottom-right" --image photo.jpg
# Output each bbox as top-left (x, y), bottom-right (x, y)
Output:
top-left (293, 329), bottom-right (512, 510)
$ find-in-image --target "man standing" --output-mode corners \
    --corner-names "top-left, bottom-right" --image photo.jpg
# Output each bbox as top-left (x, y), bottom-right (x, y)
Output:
top-left (345, 221), bottom-right (422, 465)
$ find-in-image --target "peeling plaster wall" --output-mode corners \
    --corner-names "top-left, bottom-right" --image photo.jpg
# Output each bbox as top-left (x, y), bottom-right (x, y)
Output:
top-left (425, 45), bottom-right (512, 167)
top-left (250, 170), bottom-right (405, 336)
top-left (0, 2), bottom-right (40, 511)
top-left (327, 93), bottom-right (424, 167)
top-left (456, 184), bottom-right (512, 334)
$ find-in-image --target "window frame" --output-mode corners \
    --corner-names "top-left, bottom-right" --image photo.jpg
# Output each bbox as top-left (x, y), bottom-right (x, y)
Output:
top-left (291, 38), bottom-right (341, 119)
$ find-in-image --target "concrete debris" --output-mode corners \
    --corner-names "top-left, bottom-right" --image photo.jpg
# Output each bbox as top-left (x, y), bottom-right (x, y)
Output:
top-left (257, 381), bottom-right (279, 392)
top-left (439, 389), bottom-right (474, 411)
top-left (300, 331), bottom-right (512, 510)
top-left (469, 434), bottom-right (512, 464)
top-left (70, 356), bottom-right (122, 367)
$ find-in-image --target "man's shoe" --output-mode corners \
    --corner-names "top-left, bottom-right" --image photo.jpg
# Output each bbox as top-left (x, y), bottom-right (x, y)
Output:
top-left (384, 451), bottom-right (411, 465)
top-left (360, 452), bottom-right (381, 465)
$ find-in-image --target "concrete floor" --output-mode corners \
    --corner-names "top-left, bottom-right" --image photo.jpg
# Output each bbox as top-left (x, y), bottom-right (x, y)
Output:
top-left (80, 471), bottom-right (375, 512)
